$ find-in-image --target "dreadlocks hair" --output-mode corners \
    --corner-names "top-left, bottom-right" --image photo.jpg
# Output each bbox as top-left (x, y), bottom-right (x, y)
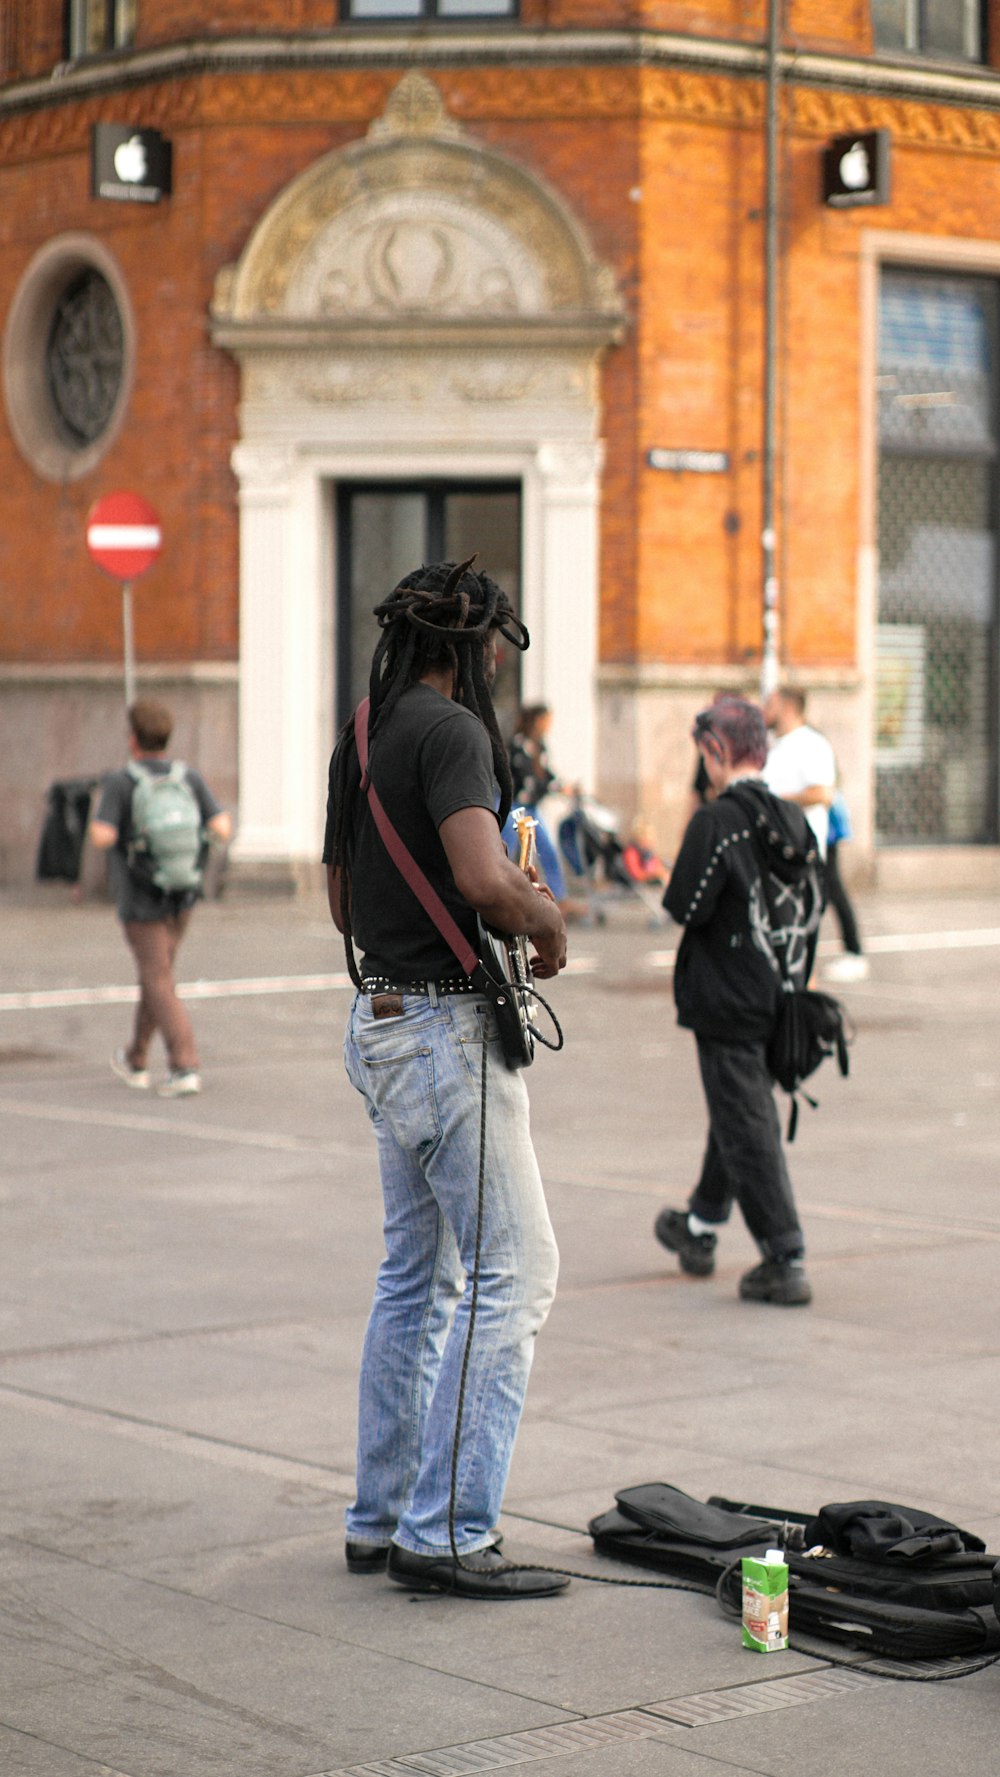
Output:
top-left (328, 557), bottom-right (529, 986)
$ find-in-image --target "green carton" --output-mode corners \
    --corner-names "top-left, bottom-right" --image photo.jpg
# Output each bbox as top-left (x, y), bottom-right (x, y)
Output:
top-left (741, 1550), bottom-right (789, 1652)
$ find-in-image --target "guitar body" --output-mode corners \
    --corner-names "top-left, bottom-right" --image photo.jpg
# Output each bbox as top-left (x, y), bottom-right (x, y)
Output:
top-left (475, 916), bottom-right (536, 1069)
top-left (472, 807), bottom-right (541, 1069)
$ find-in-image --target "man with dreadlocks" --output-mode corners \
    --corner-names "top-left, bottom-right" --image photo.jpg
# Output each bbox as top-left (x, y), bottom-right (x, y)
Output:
top-left (323, 559), bottom-right (569, 1600)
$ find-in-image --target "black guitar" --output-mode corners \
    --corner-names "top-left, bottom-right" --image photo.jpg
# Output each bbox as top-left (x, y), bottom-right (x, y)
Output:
top-left (475, 808), bottom-right (563, 1070)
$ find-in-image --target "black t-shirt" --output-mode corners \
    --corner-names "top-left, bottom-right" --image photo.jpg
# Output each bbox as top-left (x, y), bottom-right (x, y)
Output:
top-left (96, 760), bottom-right (220, 922)
top-left (323, 684), bottom-right (498, 981)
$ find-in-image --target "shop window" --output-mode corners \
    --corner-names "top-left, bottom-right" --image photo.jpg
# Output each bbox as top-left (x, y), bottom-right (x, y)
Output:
top-left (872, 0), bottom-right (983, 60)
top-left (66, 0), bottom-right (136, 58)
top-left (875, 271), bottom-right (998, 844)
top-left (341, 0), bottom-right (515, 19)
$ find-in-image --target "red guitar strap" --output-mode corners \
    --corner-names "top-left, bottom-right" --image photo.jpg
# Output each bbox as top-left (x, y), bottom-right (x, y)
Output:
top-left (353, 699), bottom-right (479, 977)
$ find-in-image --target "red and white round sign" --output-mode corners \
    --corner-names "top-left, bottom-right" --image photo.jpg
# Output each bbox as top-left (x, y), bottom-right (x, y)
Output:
top-left (86, 491), bottom-right (162, 581)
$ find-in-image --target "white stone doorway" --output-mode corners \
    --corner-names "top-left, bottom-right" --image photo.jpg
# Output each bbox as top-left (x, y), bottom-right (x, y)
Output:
top-left (212, 72), bottom-right (623, 873)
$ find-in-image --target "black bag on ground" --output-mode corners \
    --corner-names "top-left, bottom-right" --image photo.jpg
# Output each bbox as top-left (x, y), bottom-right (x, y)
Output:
top-left (588, 1482), bottom-right (1000, 1661)
top-left (36, 777), bottom-right (99, 883)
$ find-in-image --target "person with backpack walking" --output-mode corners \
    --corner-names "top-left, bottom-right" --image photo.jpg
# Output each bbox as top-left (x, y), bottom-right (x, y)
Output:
top-left (654, 697), bottom-right (822, 1306)
top-left (88, 699), bottom-right (231, 1097)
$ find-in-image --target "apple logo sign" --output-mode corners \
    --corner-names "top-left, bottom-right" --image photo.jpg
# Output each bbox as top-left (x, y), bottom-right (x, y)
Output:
top-left (113, 135), bottom-right (148, 185)
top-left (839, 141), bottom-right (870, 192)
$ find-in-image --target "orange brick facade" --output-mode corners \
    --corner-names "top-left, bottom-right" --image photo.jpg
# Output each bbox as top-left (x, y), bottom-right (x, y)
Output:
top-left (5, 2), bottom-right (1000, 881)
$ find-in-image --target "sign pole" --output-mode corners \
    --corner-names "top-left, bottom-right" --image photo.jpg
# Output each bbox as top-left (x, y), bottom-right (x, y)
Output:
top-left (85, 492), bottom-right (163, 711)
top-left (122, 581), bottom-right (136, 711)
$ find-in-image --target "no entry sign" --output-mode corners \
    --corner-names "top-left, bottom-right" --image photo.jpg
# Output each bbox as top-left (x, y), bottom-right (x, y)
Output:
top-left (86, 491), bottom-right (162, 581)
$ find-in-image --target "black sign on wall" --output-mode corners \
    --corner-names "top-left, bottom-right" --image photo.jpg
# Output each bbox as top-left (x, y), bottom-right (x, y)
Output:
top-left (822, 130), bottom-right (891, 208)
top-left (92, 125), bottom-right (172, 204)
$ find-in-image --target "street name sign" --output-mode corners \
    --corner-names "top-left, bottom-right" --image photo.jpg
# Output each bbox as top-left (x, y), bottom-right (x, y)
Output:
top-left (648, 448), bottom-right (730, 475)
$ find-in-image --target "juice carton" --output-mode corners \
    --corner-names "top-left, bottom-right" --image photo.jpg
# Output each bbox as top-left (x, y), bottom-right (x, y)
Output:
top-left (741, 1549), bottom-right (789, 1652)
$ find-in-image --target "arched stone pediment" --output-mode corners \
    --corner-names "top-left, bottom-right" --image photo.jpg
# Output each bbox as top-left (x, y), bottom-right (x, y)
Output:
top-left (212, 72), bottom-right (623, 343)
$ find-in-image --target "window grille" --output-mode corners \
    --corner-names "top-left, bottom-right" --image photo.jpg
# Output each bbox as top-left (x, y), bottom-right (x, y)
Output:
top-left (875, 271), bottom-right (998, 844)
top-left (46, 269), bottom-right (125, 448)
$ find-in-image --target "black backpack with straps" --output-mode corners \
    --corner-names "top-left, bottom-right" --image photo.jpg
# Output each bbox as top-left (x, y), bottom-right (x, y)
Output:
top-left (730, 784), bottom-right (852, 1139)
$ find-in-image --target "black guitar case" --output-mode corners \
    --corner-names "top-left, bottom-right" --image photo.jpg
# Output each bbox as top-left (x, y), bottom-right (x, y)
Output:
top-left (588, 1482), bottom-right (1000, 1661)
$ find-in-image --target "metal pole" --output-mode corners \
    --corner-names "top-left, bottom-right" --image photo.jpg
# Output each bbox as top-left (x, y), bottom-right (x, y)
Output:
top-left (122, 580), bottom-right (136, 710)
top-left (760, 0), bottom-right (781, 700)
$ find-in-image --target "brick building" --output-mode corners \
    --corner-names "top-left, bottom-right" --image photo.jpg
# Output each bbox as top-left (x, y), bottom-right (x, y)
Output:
top-left (4, 2), bottom-right (1000, 887)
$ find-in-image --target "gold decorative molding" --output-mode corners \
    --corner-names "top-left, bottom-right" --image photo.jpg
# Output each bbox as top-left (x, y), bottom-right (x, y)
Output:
top-left (642, 66), bottom-right (763, 126)
top-left (445, 66), bottom-right (639, 120)
top-left (641, 64), bottom-right (1000, 155)
top-left (0, 77), bottom-right (201, 165)
top-left (790, 83), bottom-right (1000, 152)
top-left (5, 57), bottom-right (1000, 167)
top-left (199, 69), bottom-right (387, 125)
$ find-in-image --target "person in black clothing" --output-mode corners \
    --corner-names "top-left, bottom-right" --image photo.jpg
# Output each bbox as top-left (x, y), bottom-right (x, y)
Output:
top-left (654, 696), bottom-right (819, 1306)
top-left (324, 559), bottom-right (569, 1600)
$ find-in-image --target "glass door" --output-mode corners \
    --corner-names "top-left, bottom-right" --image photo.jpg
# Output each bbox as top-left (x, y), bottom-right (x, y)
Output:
top-left (335, 481), bottom-right (522, 730)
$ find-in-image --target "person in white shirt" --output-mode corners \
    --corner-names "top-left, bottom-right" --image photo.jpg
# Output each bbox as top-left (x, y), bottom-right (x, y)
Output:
top-left (762, 688), bottom-right (836, 858)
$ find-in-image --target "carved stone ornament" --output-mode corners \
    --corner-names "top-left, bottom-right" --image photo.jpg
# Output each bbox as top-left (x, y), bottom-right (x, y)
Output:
top-left (367, 69), bottom-right (463, 143)
top-left (211, 72), bottom-right (624, 346)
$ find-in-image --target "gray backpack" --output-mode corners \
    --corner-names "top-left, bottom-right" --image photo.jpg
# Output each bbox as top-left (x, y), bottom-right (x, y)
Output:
top-left (127, 761), bottom-right (204, 893)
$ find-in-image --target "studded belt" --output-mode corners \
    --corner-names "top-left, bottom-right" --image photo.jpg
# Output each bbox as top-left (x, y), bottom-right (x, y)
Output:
top-left (360, 976), bottom-right (480, 998)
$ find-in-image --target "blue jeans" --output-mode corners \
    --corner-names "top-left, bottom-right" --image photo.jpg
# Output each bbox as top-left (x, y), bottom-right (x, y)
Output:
top-left (343, 987), bottom-right (559, 1556)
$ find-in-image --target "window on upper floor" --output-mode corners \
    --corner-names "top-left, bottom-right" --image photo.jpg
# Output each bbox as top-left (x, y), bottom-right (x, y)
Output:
top-left (872, 0), bottom-right (983, 60)
top-left (341, 0), bottom-right (515, 20)
top-left (66, 0), bottom-right (136, 59)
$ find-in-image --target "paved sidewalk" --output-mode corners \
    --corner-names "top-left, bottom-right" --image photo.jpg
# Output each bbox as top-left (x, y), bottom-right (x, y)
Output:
top-left (1, 886), bottom-right (999, 1776)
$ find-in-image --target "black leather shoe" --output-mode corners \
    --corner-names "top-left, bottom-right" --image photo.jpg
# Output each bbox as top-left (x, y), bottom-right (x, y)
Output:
top-left (387, 1542), bottom-right (569, 1599)
top-left (345, 1540), bottom-right (390, 1574)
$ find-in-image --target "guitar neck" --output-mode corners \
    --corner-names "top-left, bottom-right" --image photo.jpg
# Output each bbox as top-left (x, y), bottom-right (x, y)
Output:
top-left (514, 810), bottom-right (537, 875)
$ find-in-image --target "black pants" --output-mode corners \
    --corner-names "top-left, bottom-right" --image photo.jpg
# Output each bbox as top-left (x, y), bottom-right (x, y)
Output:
top-left (825, 843), bottom-right (862, 955)
top-left (688, 1034), bottom-right (804, 1262)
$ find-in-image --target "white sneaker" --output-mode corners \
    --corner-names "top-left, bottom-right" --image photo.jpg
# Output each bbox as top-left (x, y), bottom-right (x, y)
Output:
top-left (824, 953), bottom-right (869, 984)
top-left (158, 1070), bottom-right (202, 1098)
top-left (110, 1049), bottom-right (150, 1090)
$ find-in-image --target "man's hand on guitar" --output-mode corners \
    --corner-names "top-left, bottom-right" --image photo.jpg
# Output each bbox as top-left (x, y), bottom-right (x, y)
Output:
top-left (439, 805), bottom-right (567, 973)
top-left (526, 890), bottom-right (567, 978)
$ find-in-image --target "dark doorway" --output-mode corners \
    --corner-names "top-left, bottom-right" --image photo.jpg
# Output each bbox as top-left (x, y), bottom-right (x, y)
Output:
top-left (335, 481), bottom-right (523, 731)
